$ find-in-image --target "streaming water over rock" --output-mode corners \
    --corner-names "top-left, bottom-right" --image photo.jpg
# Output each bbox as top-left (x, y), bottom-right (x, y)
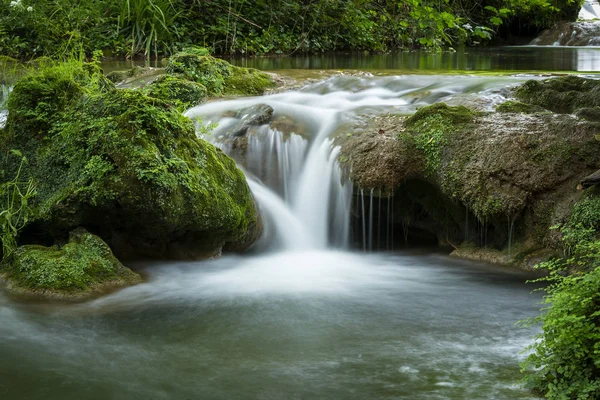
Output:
top-left (186, 74), bottom-right (531, 250)
top-left (580, 0), bottom-right (600, 20)
top-left (531, 1), bottom-right (600, 46)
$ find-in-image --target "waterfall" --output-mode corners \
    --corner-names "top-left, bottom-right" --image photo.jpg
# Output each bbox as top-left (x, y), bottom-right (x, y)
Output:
top-left (579, 0), bottom-right (600, 20)
top-left (185, 74), bottom-right (531, 253)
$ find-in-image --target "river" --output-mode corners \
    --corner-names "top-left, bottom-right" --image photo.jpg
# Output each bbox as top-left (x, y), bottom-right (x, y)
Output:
top-left (2, 46), bottom-right (590, 399)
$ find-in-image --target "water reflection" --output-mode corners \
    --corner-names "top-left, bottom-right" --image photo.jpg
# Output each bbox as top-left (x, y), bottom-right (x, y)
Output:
top-left (228, 46), bottom-right (600, 72)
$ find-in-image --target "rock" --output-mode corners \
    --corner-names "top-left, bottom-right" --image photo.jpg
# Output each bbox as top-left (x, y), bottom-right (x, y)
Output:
top-left (165, 48), bottom-right (277, 96)
top-left (2, 61), bottom-right (260, 260)
top-left (105, 66), bottom-right (154, 84)
top-left (531, 21), bottom-right (600, 47)
top-left (143, 75), bottom-right (207, 110)
top-left (581, 169), bottom-right (600, 188)
top-left (230, 104), bottom-right (274, 137)
top-left (515, 75), bottom-right (600, 114)
top-left (0, 228), bottom-right (141, 300)
top-left (338, 99), bottom-right (600, 259)
top-left (496, 100), bottom-right (545, 114)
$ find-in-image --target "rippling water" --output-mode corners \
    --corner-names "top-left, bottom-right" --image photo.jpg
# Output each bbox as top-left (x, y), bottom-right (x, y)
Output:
top-left (0, 251), bottom-right (542, 400)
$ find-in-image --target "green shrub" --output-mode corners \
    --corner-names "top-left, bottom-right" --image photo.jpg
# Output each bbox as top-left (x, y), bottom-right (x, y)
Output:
top-left (522, 192), bottom-right (600, 399)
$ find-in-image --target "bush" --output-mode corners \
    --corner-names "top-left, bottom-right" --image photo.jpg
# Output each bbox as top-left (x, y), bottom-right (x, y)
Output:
top-left (522, 192), bottom-right (600, 399)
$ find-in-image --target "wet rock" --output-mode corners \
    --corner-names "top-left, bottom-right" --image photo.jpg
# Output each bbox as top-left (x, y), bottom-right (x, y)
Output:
top-left (581, 169), bottom-right (600, 188)
top-left (531, 21), bottom-right (600, 46)
top-left (515, 75), bottom-right (600, 113)
top-left (338, 100), bottom-right (600, 263)
top-left (230, 104), bottom-right (274, 137)
top-left (165, 48), bottom-right (277, 96)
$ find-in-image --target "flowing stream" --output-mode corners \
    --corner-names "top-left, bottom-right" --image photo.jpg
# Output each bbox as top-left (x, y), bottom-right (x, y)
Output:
top-left (0, 65), bottom-right (558, 399)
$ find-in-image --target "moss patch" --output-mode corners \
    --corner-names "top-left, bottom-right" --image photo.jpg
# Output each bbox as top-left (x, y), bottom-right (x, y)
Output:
top-left (165, 48), bottom-right (276, 96)
top-left (143, 75), bottom-right (207, 111)
top-left (515, 76), bottom-right (600, 114)
top-left (496, 100), bottom-right (545, 114)
top-left (0, 228), bottom-right (140, 299)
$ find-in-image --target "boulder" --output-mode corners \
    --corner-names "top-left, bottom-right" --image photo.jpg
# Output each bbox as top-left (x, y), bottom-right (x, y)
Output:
top-left (0, 228), bottom-right (141, 300)
top-left (2, 61), bottom-right (260, 260)
top-left (165, 48), bottom-right (277, 96)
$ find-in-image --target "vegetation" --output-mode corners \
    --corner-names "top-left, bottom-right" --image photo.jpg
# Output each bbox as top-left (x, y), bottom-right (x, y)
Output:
top-left (1, 228), bottom-right (141, 297)
top-left (522, 191), bottom-right (600, 399)
top-left (0, 150), bottom-right (36, 259)
top-left (0, 0), bottom-right (585, 58)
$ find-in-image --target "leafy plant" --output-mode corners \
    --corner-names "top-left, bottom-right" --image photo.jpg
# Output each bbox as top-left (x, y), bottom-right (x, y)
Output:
top-left (0, 150), bottom-right (36, 259)
top-left (117, 0), bottom-right (181, 58)
top-left (521, 192), bottom-right (600, 399)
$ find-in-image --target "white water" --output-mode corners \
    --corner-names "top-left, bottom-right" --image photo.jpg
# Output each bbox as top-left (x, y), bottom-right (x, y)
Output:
top-left (186, 75), bottom-right (530, 250)
top-left (579, 0), bottom-right (600, 20)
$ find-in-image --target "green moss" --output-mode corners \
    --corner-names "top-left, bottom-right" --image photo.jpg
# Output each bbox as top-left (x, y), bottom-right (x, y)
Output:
top-left (223, 66), bottom-right (276, 96)
top-left (0, 228), bottom-right (140, 297)
top-left (496, 100), bottom-right (544, 114)
top-left (576, 107), bottom-right (600, 122)
top-left (165, 49), bottom-right (275, 96)
top-left (404, 103), bottom-right (476, 176)
top-left (143, 75), bottom-right (207, 110)
top-left (515, 76), bottom-right (600, 114)
top-left (406, 103), bottom-right (475, 128)
top-left (3, 61), bottom-right (259, 259)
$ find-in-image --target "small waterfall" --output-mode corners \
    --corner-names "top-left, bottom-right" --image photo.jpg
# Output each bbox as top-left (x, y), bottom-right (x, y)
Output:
top-left (186, 74), bottom-right (530, 253)
top-left (580, 0), bottom-right (600, 20)
top-left (0, 84), bottom-right (10, 129)
top-left (247, 180), bottom-right (313, 250)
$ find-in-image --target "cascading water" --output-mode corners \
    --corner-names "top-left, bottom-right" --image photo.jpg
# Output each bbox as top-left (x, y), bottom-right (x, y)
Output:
top-left (579, 0), bottom-right (600, 20)
top-left (186, 74), bottom-right (532, 252)
top-left (0, 84), bottom-right (10, 129)
top-left (530, 1), bottom-right (600, 46)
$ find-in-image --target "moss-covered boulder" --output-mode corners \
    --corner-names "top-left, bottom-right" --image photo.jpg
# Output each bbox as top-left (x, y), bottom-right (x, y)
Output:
top-left (2, 61), bottom-right (260, 260)
top-left (143, 75), bottom-right (207, 110)
top-left (515, 76), bottom-right (600, 114)
top-left (165, 48), bottom-right (276, 96)
top-left (496, 100), bottom-right (545, 114)
top-left (338, 101), bottom-right (600, 264)
top-left (0, 228), bottom-right (141, 300)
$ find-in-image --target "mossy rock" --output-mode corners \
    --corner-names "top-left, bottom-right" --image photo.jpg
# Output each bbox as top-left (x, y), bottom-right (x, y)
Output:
top-left (0, 228), bottom-right (141, 300)
top-left (406, 103), bottom-right (475, 128)
top-left (165, 49), bottom-right (275, 96)
top-left (105, 66), bottom-right (152, 83)
top-left (6, 62), bottom-right (112, 140)
top-left (496, 100), bottom-right (544, 114)
top-left (576, 107), bottom-right (600, 122)
top-left (224, 66), bottom-right (277, 96)
top-left (515, 76), bottom-right (600, 114)
top-left (2, 61), bottom-right (260, 260)
top-left (143, 75), bottom-right (207, 110)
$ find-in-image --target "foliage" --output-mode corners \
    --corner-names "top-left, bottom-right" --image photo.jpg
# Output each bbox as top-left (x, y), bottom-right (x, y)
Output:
top-left (0, 0), bottom-right (587, 58)
top-left (117, 0), bottom-right (180, 58)
top-left (0, 150), bottom-right (36, 259)
top-left (522, 192), bottom-right (600, 399)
